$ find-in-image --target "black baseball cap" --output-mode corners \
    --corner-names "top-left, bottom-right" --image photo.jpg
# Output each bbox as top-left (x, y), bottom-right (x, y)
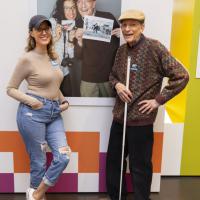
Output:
top-left (29, 15), bottom-right (52, 31)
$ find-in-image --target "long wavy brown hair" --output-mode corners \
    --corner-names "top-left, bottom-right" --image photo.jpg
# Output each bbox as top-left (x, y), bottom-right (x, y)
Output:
top-left (25, 32), bottom-right (58, 60)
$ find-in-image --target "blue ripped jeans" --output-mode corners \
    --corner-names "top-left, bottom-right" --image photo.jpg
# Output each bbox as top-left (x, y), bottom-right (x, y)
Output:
top-left (16, 93), bottom-right (69, 188)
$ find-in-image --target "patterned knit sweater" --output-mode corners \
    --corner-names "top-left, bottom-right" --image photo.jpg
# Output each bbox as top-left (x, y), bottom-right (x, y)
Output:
top-left (109, 34), bottom-right (189, 126)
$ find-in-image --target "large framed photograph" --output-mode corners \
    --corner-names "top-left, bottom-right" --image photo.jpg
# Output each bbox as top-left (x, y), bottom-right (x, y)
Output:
top-left (29, 0), bottom-right (121, 105)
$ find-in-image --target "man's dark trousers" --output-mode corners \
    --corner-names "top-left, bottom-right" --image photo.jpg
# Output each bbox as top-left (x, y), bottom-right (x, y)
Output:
top-left (106, 121), bottom-right (153, 200)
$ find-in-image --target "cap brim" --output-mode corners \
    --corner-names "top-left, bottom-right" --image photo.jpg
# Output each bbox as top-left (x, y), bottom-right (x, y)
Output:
top-left (34, 19), bottom-right (52, 29)
top-left (119, 17), bottom-right (144, 22)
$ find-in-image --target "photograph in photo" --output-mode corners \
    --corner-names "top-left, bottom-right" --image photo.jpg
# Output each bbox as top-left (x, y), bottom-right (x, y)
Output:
top-left (61, 20), bottom-right (75, 30)
top-left (83, 16), bottom-right (114, 42)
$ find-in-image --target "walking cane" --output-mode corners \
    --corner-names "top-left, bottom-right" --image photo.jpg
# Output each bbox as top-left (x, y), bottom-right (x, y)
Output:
top-left (119, 56), bottom-right (131, 200)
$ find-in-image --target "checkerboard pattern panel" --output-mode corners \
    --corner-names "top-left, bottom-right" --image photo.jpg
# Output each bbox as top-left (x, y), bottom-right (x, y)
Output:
top-left (0, 131), bottom-right (163, 192)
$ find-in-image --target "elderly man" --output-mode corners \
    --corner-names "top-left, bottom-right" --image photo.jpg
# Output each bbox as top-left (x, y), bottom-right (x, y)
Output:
top-left (106, 9), bottom-right (189, 200)
top-left (74, 0), bottom-right (120, 97)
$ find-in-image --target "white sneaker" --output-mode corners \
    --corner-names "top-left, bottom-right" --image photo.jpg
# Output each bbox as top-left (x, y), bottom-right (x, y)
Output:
top-left (26, 188), bottom-right (36, 200)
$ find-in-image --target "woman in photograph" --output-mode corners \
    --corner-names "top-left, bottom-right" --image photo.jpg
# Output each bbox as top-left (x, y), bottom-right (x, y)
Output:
top-left (50, 0), bottom-right (82, 97)
top-left (7, 15), bottom-right (71, 200)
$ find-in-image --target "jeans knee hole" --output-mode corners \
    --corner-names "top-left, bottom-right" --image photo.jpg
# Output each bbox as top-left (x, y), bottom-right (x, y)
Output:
top-left (58, 146), bottom-right (71, 157)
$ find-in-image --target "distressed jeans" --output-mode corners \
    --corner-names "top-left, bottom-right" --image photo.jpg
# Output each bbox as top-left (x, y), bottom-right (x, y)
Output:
top-left (16, 93), bottom-right (69, 188)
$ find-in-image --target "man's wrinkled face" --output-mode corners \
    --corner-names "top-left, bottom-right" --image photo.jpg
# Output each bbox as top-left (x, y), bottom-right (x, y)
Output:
top-left (76, 0), bottom-right (96, 17)
top-left (121, 19), bottom-right (144, 46)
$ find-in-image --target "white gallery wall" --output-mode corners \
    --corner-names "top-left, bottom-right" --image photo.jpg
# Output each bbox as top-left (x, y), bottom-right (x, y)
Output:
top-left (0, 0), bottom-right (29, 130)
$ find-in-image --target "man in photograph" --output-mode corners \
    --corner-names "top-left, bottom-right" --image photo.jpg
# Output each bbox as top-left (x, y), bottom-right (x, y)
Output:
top-left (75, 0), bottom-right (120, 97)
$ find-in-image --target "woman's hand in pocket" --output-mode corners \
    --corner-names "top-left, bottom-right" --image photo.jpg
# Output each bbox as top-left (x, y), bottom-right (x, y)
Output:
top-left (59, 101), bottom-right (69, 112)
top-left (31, 99), bottom-right (43, 110)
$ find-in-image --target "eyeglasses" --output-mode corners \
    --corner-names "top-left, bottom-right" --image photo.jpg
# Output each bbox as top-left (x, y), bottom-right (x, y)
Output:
top-left (36, 27), bottom-right (51, 33)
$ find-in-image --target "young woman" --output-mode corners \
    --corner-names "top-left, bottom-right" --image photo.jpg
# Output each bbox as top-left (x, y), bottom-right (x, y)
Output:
top-left (7, 15), bottom-right (71, 200)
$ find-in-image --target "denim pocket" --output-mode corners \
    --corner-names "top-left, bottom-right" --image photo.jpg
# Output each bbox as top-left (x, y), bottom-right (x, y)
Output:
top-left (23, 103), bottom-right (50, 123)
top-left (25, 104), bottom-right (44, 111)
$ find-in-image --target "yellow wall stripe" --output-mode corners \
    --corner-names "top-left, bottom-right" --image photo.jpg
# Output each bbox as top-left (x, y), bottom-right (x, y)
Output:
top-left (166, 0), bottom-right (195, 122)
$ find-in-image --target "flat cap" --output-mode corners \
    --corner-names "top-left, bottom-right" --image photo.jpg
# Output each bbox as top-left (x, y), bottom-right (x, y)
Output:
top-left (118, 9), bottom-right (145, 22)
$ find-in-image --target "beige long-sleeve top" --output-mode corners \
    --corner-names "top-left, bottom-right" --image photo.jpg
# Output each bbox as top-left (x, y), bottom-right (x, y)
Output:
top-left (7, 50), bottom-right (66, 106)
